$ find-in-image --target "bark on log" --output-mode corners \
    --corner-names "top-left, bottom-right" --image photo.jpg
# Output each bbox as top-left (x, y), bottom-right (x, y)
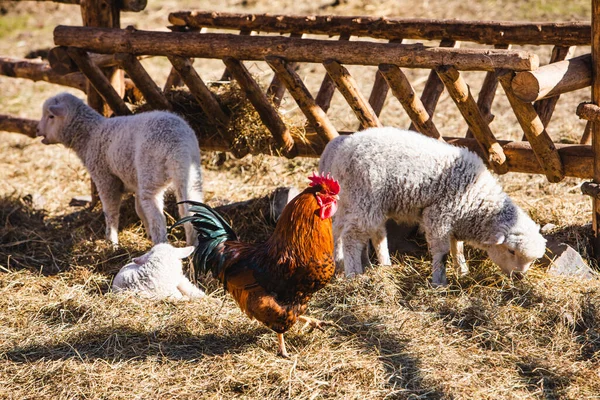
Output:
top-left (223, 57), bottom-right (297, 158)
top-left (66, 47), bottom-right (131, 115)
top-left (323, 59), bottom-right (382, 130)
top-left (0, 115), bottom-right (38, 138)
top-left (511, 53), bottom-right (591, 102)
top-left (265, 56), bottom-right (338, 143)
top-left (53, 26), bottom-right (539, 72)
top-left (368, 38), bottom-right (402, 117)
top-left (48, 46), bottom-right (145, 75)
top-left (315, 32), bottom-right (351, 112)
top-left (0, 56), bottom-right (87, 91)
top-left (436, 65), bottom-right (508, 174)
top-left (168, 11), bottom-right (591, 46)
top-left (220, 29), bottom-right (252, 81)
top-left (499, 70), bottom-right (565, 182)
top-left (409, 38), bottom-right (458, 132)
top-left (266, 32), bottom-right (302, 108)
top-left (17, 0), bottom-right (147, 12)
top-left (378, 64), bottom-right (442, 140)
top-left (592, 0), bottom-right (600, 255)
top-left (116, 53), bottom-right (171, 110)
top-left (577, 102), bottom-right (600, 123)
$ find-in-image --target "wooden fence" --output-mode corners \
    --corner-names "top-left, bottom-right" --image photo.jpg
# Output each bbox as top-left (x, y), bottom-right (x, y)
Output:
top-left (3, 1), bottom-right (600, 250)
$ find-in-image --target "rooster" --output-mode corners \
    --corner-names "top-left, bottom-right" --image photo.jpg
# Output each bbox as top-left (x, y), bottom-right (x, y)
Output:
top-left (172, 172), bottom-right (340, 357)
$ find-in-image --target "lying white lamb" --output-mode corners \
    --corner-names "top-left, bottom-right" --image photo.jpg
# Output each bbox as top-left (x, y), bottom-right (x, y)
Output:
top-left (319, 127), bottom-right (547, 286)
top-left (36, 92), bottom-right (203, 246)
top-left (112, 243), bottom-right (205, 300)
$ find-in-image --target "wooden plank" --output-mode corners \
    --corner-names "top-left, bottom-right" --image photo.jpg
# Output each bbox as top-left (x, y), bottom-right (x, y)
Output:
top-left (169, 11), bottom-right (591, 46)
top-left (0, 115), bottom-right (38, 138)
top-left (54, 26), bottom-right (540, 72)
top-left (368, 38), bottom-right (402, 117)
top-left (265, 56), bottom-right (338, 143)
top-left (466, 43), bottom-right (510, 138)
top-left (322, 59), bottom-right (382, 130)
top-left (409, 38), bottom-right (457, 131)
top-left (116, 52), bottom-right (171, 110)
top-left (511, 53), bottom-right (591, 102)
top-left (66, 47), bottom-right (131, 115)
top-left (266, 32), bottom-right (302, 109)
top-left (223, 56), bottom-right (297, 158)
top-left (378, 64), bottom-right (442, 140)
top-left (436, 65), bottom-right (508, 174)
top-left (315, 32), bottom-right (351, 112)
top-left (498, 69), bottom-right (565, 182)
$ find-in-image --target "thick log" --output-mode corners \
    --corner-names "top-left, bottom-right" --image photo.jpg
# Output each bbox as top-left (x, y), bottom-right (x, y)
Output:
top-left (220, 29), bottom-right (252, 81)
top-left (315, 32), bottom-right (351, 112)
top-left (16, 0), bottom-right (147, 11)
top-left (532, 46), bottom-right (575, 129)
top-left (265, 56), bottom-right (338, 143)
top-left (511, 53), bottom-right (591, 102)
top-left (581, 121), bottom-right (593, 145)
top-left (499, 70), bottom-right (564, 182)
top-left (168, 11), bottom-right (591, 46)
top-left (577, 102), bottom-right (600, 123)
top-left (66, 47), bottom-right (131, 115)
top-left (53, 26), bottom-right (539, 72)
top-left (266, 32), bottom-right (302, 108)
top-left (323, 60), bottom-right (382, 130)
top-left (223, 57), bottom-right (297, 158)
top-left (592, 0), bottom-right (600, 255)
top-left (0, 115), bottom-right (38, 138)
top-left (116, 53), bottom-right (171, 110)
top-left (436, 65), bottom-right (508, 174)
top-left (378, 64), bottom-right (441, 140)
top-left (0, 56), bottom-right (87, 91)
top-left (466, 44), bottom-right (510, 138)
top-left (368, 38), bottom-right (402, 117)
top-left (409, 38), bottom-right (458, 132)
top-left (48, 46), bottom-right (147, 75)
top-left (582, 182), bottom-right (600, 199)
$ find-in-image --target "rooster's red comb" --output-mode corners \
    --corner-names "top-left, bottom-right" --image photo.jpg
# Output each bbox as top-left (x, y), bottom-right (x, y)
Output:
top-left (308, 172), bottom-right (340, 195)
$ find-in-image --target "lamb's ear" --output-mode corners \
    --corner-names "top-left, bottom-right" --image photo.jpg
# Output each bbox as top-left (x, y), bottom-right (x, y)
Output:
top-left (177, 246), bottom-right (195, 259)
top-left (133, 252), bottom-right (152, 265)
top-left (483, 232), bottom-right (505, 245)
top-left (48, 104), bottom-right (67, 117)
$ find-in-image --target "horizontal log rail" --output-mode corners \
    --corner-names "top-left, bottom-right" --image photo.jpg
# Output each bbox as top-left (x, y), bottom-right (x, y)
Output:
top-left (53, 26), bottom-right (539, 71)
top-left (0, 56), bottom-right (87, 91)
top-left (13, 0), bottom-right (147, 12)
top-left (168, 11), bottom-right (590, 46)
top-left (3, 116), bottom-right (592, 178)
top-left (512, 53), bottom-right (592, 102)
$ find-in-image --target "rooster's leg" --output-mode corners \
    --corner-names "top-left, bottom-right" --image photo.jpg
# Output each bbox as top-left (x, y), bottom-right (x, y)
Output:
top-left (298, 315), bottom-right (334, 332)
top-left (277, 333), bottom-right (289, 358)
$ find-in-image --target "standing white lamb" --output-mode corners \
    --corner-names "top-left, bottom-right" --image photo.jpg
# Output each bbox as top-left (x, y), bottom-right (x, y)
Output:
top-left (36, 92), bottom-right (203, 246)
top-left (112, 243), bottom-right (205, 300)
top-left (319, 127), bottom-right (547, 286)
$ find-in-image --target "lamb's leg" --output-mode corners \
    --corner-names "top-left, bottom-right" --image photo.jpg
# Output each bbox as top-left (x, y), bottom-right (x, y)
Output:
top-left (429, 238), bottom-right (451, 287)
top-left (370, 225), bottom-right (391, 266)
top-left (96, 178), bottom-right (123, 245)
top-left (341, 226), bottom-right (369, 276)
top-left (134, 195), bottom-right (150, 238)
top-left (451, 238), bottom-right (468, 276)
top-left (177, 277), bottom-right (205, 299)
top-left (174, 161), bottom-right (203, 246)
top-left (332, 217), bottom-right (345, 273)
top-left (138, 189), bottom-right (167, 244)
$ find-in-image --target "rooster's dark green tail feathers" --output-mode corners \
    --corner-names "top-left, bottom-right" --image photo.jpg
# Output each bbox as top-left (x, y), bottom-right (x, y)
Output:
top-left (172, 201), bottom-right (238, 277)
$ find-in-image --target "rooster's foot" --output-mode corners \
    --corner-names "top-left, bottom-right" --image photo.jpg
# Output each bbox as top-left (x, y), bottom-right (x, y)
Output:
top-left (298, 315), bottom-right (335, 332)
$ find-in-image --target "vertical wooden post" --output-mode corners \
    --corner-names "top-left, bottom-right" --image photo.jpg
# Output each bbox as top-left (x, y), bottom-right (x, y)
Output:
top-left (79, 0), bottom-right (124, 206)
top-left (592, 0), bottom-right (600, 254)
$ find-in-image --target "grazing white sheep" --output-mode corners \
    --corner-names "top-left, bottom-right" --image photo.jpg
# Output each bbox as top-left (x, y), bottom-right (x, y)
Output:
top-left (112, 243), bottom-right (205, 300)
top-left (36, 92), bottom-right (203, 246)
top-left (319, 127), bottom-right (547, 286)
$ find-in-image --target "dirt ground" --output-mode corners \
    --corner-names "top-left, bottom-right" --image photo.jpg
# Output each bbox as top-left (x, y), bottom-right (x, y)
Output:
top-left (1, 0), bottom-right (600, 399)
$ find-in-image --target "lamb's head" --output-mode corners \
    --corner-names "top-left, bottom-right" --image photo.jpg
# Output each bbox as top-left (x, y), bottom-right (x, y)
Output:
top-left (36, 92), bottom-right (83, 145)
top-left (133, 243), bottom-right (195, 267)
top-left (482, 208), bottom-right (547, 276)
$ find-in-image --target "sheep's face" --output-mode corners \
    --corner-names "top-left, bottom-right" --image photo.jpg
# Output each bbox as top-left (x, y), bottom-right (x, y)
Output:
top-left (484, 228), bottom-right (547, 276)
top-left (37, 99), bottom-right (68, 145)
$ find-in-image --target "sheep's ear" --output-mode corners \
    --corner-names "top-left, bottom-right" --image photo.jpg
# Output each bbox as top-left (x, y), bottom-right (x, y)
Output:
top-left (484, 232), bottom-right (505, 245)
top-left (177, 246), bottom-right (195, 259)
top-left (48, 104), bottom-right (67, 117)
top-left (133, 252), bottom-right (152, 265)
